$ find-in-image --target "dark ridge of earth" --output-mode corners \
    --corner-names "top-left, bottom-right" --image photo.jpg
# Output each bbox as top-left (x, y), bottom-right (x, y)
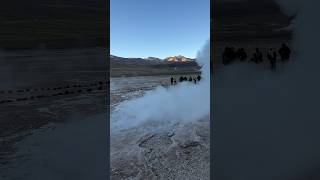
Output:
top-left (110, 55), bottom-right (201, 77)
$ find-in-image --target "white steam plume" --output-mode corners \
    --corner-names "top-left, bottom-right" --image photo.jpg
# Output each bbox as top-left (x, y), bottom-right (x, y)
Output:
top-left (111, 40), bottom-right (210, 131)
top-left (214, 1), bottom-right (320, 179)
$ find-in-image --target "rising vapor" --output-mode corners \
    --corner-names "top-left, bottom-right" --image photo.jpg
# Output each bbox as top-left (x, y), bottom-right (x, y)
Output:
top-left (111, 40), bottom-right (210, 131)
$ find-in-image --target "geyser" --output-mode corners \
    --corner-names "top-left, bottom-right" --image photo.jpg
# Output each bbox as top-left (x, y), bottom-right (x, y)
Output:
top-left (111, 40), bottom-right (210, 131)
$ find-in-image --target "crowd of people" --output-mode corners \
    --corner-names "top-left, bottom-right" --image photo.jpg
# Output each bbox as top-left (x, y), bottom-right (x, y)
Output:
top-left (170, 75), bottom-right (202, 85)
top-left (222, 43), bottom-right (292, 71)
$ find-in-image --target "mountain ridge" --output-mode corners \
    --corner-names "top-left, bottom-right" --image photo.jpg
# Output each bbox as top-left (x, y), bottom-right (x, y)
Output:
top-left (111, 54), bottom-right (195, 63)
top-left (110, 54), bottom-right (200, 77)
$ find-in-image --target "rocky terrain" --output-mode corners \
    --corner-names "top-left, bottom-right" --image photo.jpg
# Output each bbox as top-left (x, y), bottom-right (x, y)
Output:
top-left (111, 117), bottom-right (210, 180)
top-left (110, 76), bottom-right (210, 180)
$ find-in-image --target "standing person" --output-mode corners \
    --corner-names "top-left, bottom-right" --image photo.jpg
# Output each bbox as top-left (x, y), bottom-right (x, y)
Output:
top-left (170, 77), bottom-right (174, 85)
top-left (197, 75), bottom-right (201, 81)
top-left (194, 78), bottom-right (197, 84)
top-left (237, 48), bottom-right (247, 61)
top-left (279, 43), bottom-right (291, 61)
top-left (267, 48), bottom-right (277, 71)
top-left (223, 47), bottom-right (231, 65)
top-left (242, 48), bottom-right (248, 61)
top-left (250, 54), bottom-right (256, 63)
top-left (179, 76), bottom-right (184, 82)
top-left (251, 49), bottom-right (259, 64)
top-left (255, 48), bottom-right (263, 63)
top-left (272, 49), bottom-right (278, 68)
top-left (230, 47), bottom-right (236, 62)
top-left (223, 46), bottom-right (236, 65)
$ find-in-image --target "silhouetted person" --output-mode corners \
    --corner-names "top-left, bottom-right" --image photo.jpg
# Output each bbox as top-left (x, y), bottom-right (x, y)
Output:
top-left (179, 76), bottom-right (184, 82)
top-left (170, 77), bottom-right (174, 85)
top-left (223, 47), bottom-right (236, 65)
top-left (197, 75), bottom-right (201, 81)
top-left (252, 48), bottom-right (263, 63)
top-left (231, 47), bottom-right (236, 59)
top-left (229, 47), bottom-right (236, 63)
top-left (194, 79), bottom-right (197, 84)
top-left (189, 77), bottom-right (193, 82)
top-left (267, 48), bottom-right (277, 71)
top-left (279, 43), bottom-right (291, 61)
top-left (222, 47), bottom-right (230, 65)
top-left (237, 48), bottom-right (247, 61)
top-left (256, 48), bottom-right (263, 63)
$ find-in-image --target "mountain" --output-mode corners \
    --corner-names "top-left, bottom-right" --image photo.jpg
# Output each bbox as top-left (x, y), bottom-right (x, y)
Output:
top-left (144, 57), bottom-right (162, 62)
top-left (110, 55), bottom-right (196, 65)
top-left (110, 55), bottom-right (161, 65)
top-left (164, 55), bottom-right (194, 62)
top-left (110, 55), bottom-right (200, 77)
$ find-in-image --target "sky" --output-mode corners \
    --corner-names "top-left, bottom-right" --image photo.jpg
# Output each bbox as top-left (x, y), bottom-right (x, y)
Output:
top-left (111, 0), bottom-right (210, 59)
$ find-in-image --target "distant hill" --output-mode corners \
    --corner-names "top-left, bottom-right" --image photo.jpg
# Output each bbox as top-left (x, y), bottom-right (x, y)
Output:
top-left (144, 57), bottom-right (163, 62)
top-left (110, 55), bottom-right (161, 65)
top-left (110, 55), bottom-right (200, 77)
top-left (110, 55), bottom-right (198, 66)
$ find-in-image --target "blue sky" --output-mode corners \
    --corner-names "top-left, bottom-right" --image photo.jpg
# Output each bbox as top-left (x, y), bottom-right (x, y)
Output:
top-left (111, 0), bottom-right (210, 59)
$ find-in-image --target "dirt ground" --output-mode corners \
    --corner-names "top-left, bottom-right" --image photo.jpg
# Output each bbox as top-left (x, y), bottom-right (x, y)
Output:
top-left (110, 75), bottom-right (210, 180)
top-left (0, 48), bottom-right (109, 179)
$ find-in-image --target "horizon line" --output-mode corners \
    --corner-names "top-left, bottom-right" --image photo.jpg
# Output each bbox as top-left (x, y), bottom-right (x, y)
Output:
top-left (110, 53), bottom-right (196, 60)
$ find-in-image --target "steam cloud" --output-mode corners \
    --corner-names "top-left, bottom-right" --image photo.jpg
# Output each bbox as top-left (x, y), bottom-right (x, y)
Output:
top-left (214, 1), bottom-right (320, 179)
top-left (111, 40), bottom-right (210, 131)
